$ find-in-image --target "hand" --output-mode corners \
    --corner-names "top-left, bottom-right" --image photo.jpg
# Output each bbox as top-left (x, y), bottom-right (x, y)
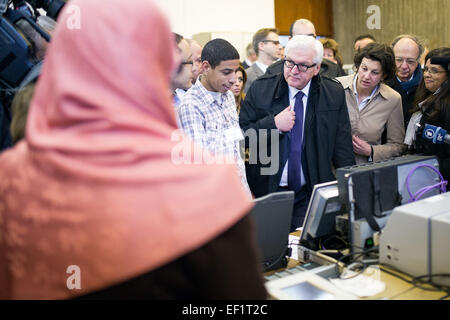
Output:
top-left (274, 106), bottom-right (295, 132)
top-left (352, 135), bottom-right (372, 157)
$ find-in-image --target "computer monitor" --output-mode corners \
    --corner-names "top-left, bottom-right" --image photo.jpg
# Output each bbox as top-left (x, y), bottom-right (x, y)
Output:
top-left (299, 181), bottom-right (344, 251)
top-left (336, 155), bottom-right (443, 252)
top-left (250, 191), bottom-right (294, 271)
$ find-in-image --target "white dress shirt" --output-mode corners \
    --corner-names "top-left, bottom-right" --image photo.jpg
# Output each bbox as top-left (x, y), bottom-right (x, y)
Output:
top-left (255, 61), bottom-right (269, 74)
top-left (279, 80), bottom-right (311, 187)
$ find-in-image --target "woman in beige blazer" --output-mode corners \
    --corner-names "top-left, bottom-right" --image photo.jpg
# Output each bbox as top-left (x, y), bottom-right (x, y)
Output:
top-left (337, 43), bottom-right (406, 164)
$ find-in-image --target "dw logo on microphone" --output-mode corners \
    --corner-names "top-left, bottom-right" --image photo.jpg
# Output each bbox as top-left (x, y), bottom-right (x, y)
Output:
top-left (425, 129), bottom-right (435, 139)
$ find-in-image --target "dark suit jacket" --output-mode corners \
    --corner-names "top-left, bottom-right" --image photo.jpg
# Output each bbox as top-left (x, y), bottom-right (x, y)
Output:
top-left (239, 73), bottom-right (355, 197)
top-left (266, 59), bottom-right (346, 79)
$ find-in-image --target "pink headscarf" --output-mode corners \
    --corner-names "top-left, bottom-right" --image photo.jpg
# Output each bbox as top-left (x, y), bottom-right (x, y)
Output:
top-left (0, 0), bottom-right (252, 299)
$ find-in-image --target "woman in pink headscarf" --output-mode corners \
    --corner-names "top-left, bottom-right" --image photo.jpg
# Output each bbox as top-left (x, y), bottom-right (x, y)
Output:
top-left (0, 0), bottom-right (266, 299)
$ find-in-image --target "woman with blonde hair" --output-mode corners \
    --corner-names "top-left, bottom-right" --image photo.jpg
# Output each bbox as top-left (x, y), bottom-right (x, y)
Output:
top-left (320, 38), bottom-right (346, 76)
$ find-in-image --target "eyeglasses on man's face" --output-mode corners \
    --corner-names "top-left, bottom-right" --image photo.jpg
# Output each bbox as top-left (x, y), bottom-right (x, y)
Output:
top-left (284, 58), bottom-right (316, 72)
top-left (423, 67), bottom-right (446, 75)
top-left (262, 40), bottom-right (280, 46)
top-left (395, 57), bottom-right (418, 66)
top-left (181, 60), bottom-right (194, 66)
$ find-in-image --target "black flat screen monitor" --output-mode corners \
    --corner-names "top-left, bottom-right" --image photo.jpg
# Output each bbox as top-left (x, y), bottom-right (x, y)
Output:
top-left (300, 181), bottom-right (342, 246)
top-left (251, 191), bottom-right (294, 271)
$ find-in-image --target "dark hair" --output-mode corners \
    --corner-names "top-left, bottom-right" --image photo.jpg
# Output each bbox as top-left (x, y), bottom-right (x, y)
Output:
top-left (353, 34), bottom-right (376, 44)
top-left (411, 47), bottom-right (450, 122)
top-left (252, 28), bottom-right (278, 55)
top-left (354, 42), bottom-right (396, 80)
top-left (173, 32), bottom-right (183, 45)
top-left (201, 38), bottom-right (240, 69)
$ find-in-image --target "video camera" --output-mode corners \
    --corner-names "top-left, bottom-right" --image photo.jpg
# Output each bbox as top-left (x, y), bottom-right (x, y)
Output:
top-left (0, 0), bottom-right (65, 149)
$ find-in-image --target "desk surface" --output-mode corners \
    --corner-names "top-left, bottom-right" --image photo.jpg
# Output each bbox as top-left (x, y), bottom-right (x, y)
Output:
top-left (264, 231), bottom-right (449, 300)
top-left (265, 259), bottom-right (449, 300)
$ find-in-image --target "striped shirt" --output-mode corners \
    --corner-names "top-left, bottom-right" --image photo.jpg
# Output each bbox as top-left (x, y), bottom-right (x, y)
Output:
top-left (178, 79), bottom-right (251, 196)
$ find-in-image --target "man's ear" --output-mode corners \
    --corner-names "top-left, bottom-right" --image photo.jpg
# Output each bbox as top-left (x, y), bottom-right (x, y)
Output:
top-left (258, 41), bottom-right (265, 53)
top-left (201, 61), bottom-right (211, 75)
top-left (313, 64), bottom-right (321, 76)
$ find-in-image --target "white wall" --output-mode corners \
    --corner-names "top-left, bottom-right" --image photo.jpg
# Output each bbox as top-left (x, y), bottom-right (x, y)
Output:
top-left (153, 0), bottom-right (275, 60)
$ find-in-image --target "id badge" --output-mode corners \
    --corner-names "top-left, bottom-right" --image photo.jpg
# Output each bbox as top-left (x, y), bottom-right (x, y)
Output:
top-left (225, 126), bottom-right (244, 142)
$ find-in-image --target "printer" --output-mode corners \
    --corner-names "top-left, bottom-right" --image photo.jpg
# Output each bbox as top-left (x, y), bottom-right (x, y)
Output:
top-left (379, 192), bottom-right (450, 286)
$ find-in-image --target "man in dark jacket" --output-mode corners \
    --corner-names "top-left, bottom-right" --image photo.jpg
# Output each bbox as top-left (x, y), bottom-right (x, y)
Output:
top-left (386, 35), bottom-right (424, 128)
top-left (240, 35), bottom-right (355, 231)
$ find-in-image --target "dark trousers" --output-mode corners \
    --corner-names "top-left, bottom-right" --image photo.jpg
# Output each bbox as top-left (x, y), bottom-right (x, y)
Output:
top-left (277, 185), bottom-right (309, 232)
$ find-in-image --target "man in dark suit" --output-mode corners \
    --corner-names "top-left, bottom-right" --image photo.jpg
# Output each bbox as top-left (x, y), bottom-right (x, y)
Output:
top-left (244, 28), bottom-right (282, 93)
top-left (266, 19), bottom-right (344, 79)
top-left (240, 35), bottom-right (355, 231)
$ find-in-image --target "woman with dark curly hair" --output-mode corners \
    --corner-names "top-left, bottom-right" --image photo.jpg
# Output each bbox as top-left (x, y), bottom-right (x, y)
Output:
top-left (405, 47), bottom-right (450, 181)
top-left (337, 43), bottom-right (406, 164)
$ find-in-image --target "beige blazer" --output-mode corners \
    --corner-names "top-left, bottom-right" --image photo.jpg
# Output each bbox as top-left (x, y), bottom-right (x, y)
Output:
top-left (337, 74), bottom-right (406, 164)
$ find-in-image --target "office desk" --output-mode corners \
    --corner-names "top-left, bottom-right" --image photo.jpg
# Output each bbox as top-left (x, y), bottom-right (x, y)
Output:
top-left (365, 265), bottom-right (449, 300)
top-left (264, 232), bottom-right (449, 300)
top-left (265, 259), bottom-right (449, 300)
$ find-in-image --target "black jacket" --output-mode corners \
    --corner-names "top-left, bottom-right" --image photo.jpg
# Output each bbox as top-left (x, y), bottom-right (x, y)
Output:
top-left (266, 59), bottom-right (346, 79)
top-left (385, 77), bottom-right (420, 128)
top-left (239, 72), bottom-right (355, 197)
top-left (415, 105), bottom-right (450, 182)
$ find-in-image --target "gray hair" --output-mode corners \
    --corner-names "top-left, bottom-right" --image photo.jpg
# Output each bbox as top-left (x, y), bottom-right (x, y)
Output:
top-left (285, 35), bottom-right (323, 65)
top-left (391, 34), bottom-right (424, 61)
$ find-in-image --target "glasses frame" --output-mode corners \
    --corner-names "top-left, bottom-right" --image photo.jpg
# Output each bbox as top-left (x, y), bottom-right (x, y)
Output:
top-left (423, 67), bottom-right (446, 75)
top-left (262, 40), bottom-right (280, 46)
top-left (284, 58), bottom-right (317, 72)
